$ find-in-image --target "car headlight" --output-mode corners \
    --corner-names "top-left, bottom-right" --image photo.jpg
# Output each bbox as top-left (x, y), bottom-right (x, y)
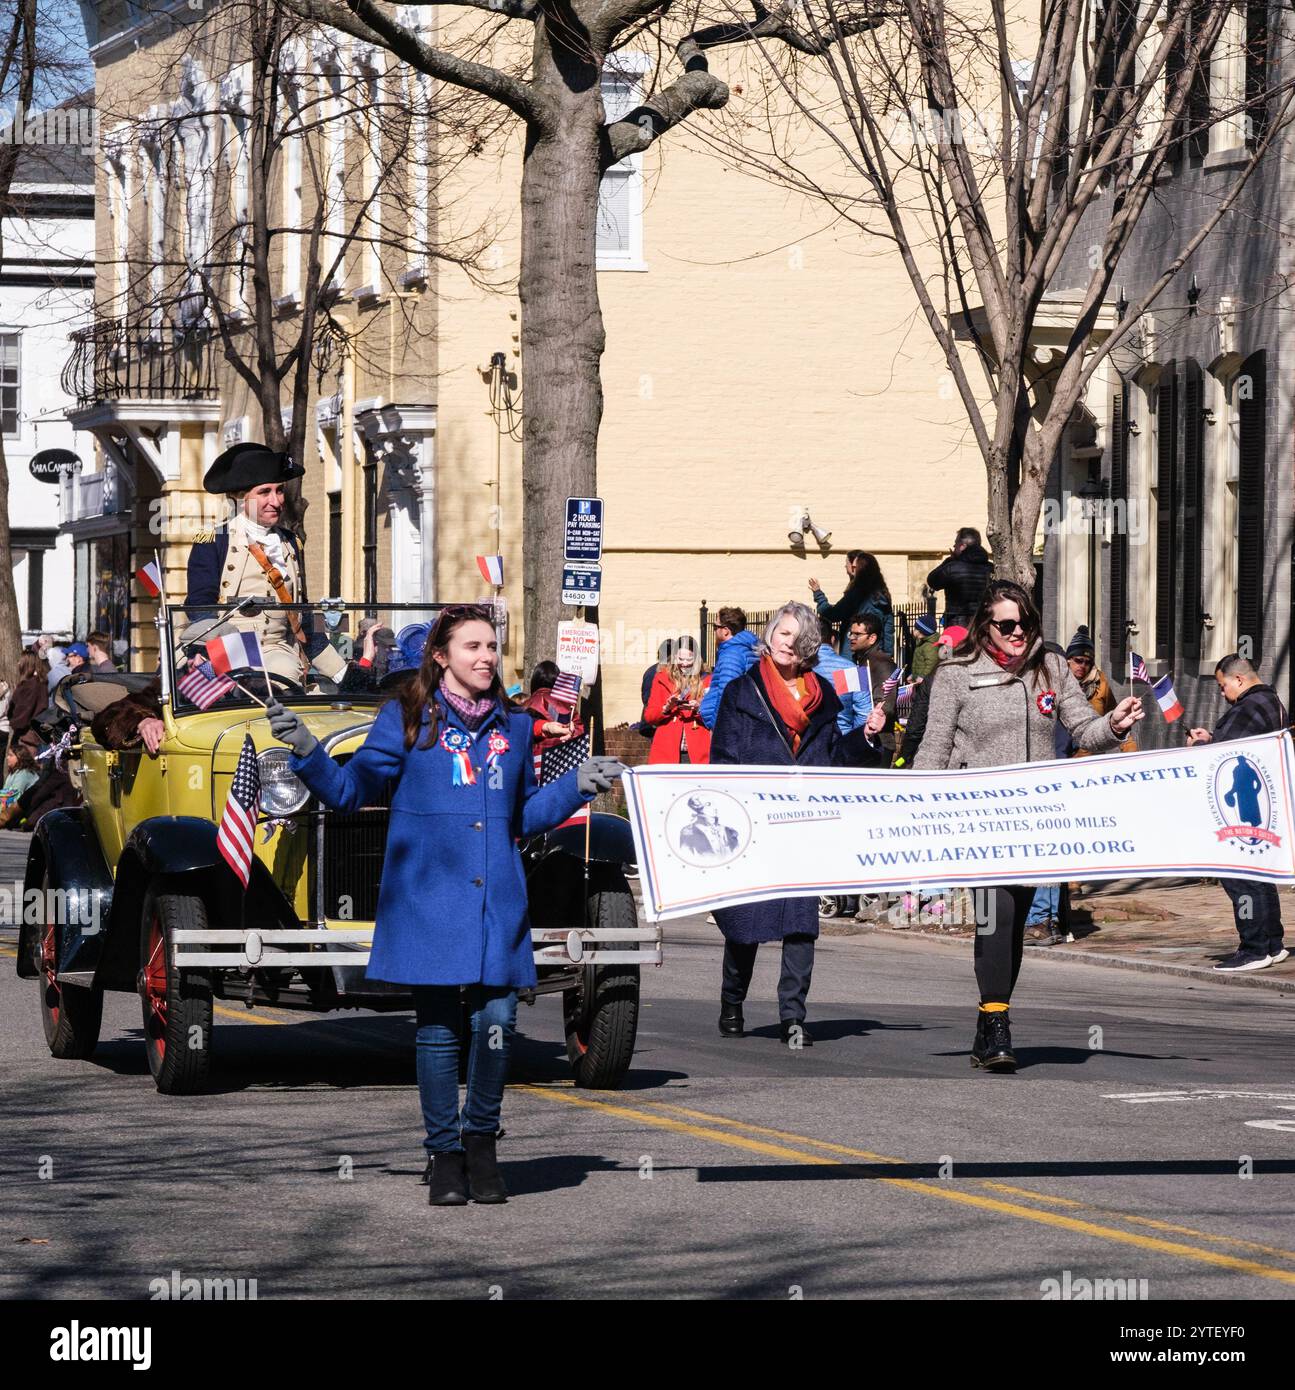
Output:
top-left (257, 748), bottom-right (310, 816)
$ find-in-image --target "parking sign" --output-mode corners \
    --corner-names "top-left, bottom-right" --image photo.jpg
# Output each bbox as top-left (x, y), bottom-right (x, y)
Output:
top-left (564, 497), bottom-right (603, 562)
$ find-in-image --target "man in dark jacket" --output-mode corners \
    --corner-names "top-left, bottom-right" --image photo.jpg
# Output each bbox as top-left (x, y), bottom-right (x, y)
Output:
top-left (1187, 654), bottom-right (1290, 972)
top-left (927, 527), bottom-right (992, 627)
top-left (846, 614), bottom-right (898, 757)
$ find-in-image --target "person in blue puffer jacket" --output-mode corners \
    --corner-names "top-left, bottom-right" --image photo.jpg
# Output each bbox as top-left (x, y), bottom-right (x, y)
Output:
top-left (699, 606), bottom-right (760, 730)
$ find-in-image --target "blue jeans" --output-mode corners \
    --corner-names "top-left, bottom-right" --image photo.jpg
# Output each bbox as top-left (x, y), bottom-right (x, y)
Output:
top-left (1026, 884), bottom-right (1059, 926)
top-left (412, 985), bottom-right (518, 1154)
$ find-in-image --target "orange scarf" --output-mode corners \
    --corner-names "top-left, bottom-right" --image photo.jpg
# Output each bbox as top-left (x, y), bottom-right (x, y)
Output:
top-left (758, 654), bottom-right (822, 753)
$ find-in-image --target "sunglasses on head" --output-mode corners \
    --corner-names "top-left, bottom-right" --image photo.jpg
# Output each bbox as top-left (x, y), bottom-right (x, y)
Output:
top-left (430, 604), bottom-right (494, 640)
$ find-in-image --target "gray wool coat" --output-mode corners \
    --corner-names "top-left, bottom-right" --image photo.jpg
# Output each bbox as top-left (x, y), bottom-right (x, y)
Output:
top-left (913, 647), bottom-right (1129, 770)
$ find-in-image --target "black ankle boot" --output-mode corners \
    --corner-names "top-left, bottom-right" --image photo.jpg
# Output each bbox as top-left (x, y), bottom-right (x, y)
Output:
top-left (780, 1018), bottom-right (813, 1048)
top-left (463, 1133), bottom-right (508, 1204)
top-left (427, 1150), bottom-right (468, 1206)
top-left (971, 1008), bottom-right (1016, 1071)
top-left (718, 1002), bottom-right (745, 1037)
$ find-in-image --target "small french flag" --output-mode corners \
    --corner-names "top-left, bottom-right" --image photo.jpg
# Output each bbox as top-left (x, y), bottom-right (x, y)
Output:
top-left (207, 630), bottom-right (264, 675)
top-left (135, 560), bottom-right (163, 597)
top-left (476, 554), bottom-right (505, 588)
top-left (1152, 673), bottom-right (1183, 722)
top-left (832, 666), bottom-right (862, 696)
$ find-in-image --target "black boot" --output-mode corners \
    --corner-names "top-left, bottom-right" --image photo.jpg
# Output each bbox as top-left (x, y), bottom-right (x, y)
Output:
top-left (463, 1133), bottom-right (509, 1204)
top-left (426, 1150), bottom-right (468, 1206)
top-left (718, 1002), bottom-right (745, 1037)
top-left (779, 1018), bottom-right (813, 1048)
top-left (971, 1008), bottom-right (1016, 1072)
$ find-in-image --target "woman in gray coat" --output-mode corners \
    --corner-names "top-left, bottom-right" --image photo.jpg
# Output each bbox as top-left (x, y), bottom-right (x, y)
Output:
top-left (915, 580), bottom-right (1144, 1071)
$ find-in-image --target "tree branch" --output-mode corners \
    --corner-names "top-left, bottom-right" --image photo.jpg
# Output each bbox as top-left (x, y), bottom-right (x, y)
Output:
top-left (288, 0), bottom-right (535, 121)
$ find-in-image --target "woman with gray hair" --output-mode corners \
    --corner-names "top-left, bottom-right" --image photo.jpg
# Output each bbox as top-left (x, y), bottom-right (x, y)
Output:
top-left (709, 601), bottom-right (844, 1047)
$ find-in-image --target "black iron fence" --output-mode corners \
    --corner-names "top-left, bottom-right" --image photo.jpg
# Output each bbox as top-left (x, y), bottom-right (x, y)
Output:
top-left (63, 320), bottom-right (220, 407)
top-left (699, 599), bottom-right (943, 669)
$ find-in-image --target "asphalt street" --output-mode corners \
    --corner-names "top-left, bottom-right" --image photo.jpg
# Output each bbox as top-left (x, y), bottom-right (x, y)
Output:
top-left (3, 903), bottom-right (1295, 1302)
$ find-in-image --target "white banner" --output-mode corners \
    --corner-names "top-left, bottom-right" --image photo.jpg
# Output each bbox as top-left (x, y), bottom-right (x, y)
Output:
top-left (622, 733), bottom-right (1295, 922)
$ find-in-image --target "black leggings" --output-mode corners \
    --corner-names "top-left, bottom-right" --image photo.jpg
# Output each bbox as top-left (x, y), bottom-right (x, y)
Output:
top-left (972, 886), bottom-right (1038, 1006)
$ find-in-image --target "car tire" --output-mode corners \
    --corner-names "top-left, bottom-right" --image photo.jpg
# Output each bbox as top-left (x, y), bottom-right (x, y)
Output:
top-left (139, 887), bottom-right (214, 1095)
top-left (38, 872), bottom-right (103, 1061)
top-left (563, 879), bottom-right (640, 1090)
top-left (818, 895), bottom-right (843, 919)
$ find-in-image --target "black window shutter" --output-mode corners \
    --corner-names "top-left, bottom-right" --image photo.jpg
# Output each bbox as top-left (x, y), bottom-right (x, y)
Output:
top-left (1107, 384), bottom-right (1129, 675)
top-left (1155, 363), bottom-right (1178, 663)
top-left (1188, 2), bottom-right (1211, 159)
top-left (1180, 360), bottom-right (1204, 659)
top-left (1166, 20), bottom-right (1186, 167)
top-left (1236, 350), bottom-right (1266, 661)
top-left (1246, 0), bottom-right (1270, 147)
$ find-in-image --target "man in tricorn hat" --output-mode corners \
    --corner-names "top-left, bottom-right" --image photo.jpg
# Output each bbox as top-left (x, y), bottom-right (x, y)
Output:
top-left (185, 442), bottom-right (346, 685)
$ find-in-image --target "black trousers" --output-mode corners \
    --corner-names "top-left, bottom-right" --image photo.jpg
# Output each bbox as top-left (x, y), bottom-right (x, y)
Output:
top-left (972, 886), bottom-right (1038, 1006)
top-left (1220, 879), bottom-right (1285, 957)
top-left (721, 935), bottom-right (815, 1021)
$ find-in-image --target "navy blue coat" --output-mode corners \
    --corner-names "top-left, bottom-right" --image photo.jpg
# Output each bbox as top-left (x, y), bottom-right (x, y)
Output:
top-left (710, 667), bottom-right (843, 944)
top-left (186, 523), bottom-right (306, 617)
top-left (290, 694), bottom-right (589, 987)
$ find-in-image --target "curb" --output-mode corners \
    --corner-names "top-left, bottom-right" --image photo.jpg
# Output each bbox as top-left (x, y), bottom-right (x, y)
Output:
top-left (850, 922), bottom-right (1295, 995)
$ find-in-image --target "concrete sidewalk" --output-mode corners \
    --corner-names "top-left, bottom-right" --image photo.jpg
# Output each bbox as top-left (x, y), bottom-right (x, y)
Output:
top-left (852, 878), bottom-right (1295, 993)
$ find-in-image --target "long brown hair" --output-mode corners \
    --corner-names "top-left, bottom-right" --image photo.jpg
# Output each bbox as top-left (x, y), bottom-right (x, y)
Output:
top-left (17, 651), bottom-right (44, 684)
top-left (397, 606), bottom-right (512, 750)
top-left (956, 579), bottom-right (1049, 687)
top-left (664, 638), bottom-right (706, 704)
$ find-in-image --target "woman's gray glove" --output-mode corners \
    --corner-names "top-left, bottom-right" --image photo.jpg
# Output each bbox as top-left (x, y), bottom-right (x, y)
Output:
top-left (577, 756), bottom-right (625, 796)
top-left (266, 700), bottom-right (318, 759)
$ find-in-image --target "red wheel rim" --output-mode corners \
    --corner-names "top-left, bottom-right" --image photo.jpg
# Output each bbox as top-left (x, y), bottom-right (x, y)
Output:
top-left (41, 916), bottom-right (59, 1024)
top-left (142, 914), bottom-right (167, 1060)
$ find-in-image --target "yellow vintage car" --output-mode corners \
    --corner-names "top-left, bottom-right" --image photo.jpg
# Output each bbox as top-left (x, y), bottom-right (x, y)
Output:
top-left (16, 601), bottom-right (658, 1094)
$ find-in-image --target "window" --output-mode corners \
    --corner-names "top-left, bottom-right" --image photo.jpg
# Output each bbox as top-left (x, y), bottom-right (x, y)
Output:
top-left (1, 333), bottom-right (19, 436)
top-left (597, 58), bottom-right (649, 271)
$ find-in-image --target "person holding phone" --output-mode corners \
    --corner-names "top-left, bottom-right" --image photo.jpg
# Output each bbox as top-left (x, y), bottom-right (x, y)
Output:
top-left (643, 638), bottom-right (712, 764)
top-left (266, 606), bottom-right (623, 1206)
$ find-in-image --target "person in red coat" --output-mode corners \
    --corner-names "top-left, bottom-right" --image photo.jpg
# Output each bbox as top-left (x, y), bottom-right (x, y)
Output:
top-left (643, 639), bottom-right (712, 763)
top-left (523, 661), bottom-right (587, 765)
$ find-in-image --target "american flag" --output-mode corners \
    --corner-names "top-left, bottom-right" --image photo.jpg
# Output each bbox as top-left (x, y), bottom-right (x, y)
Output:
top-left (178, 660), bottom-right (235, 709)
top-left (535, 731), bottom-right (590, 784)
top-left (881, 667), bottom-right (903, 694)
top-left (549, 670), bottom-right (582, 709)
top-left (1130, 651), bottom-right (1149, 684)
top-left (896, 682), bottom-right (917, 716)
top-left (217, 734), bottom-right (260, 888)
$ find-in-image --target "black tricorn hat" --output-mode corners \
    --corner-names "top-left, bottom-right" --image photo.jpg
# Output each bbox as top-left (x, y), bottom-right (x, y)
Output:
top-left (203, 442), bottom-right (304, 495)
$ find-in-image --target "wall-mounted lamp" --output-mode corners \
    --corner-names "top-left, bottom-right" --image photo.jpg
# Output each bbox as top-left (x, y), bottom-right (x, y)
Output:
top-left (1202, 407), bottom-right (1217, 426)
top-left (1126, 418), bottom-right (1141, 436)
top-left (1115, 285), bottom-right (1129, 321)
top-left (1187, 274), bottom-right (1201, 317)
top-left (788, 509), bottom-right (832, 548)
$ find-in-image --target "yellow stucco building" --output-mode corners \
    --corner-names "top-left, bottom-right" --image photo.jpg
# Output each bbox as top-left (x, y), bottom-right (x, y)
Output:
top-left (65, 4), bottom-right (985, 721)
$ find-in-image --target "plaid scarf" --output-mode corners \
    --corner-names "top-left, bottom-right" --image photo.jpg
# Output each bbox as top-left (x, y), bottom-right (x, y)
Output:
top-left (440, 688), bottom-right (497, 731)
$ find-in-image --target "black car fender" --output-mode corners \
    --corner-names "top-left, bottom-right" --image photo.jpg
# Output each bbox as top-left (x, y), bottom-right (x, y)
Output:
top-left (100, 818), bottom-right (297, 992)
top-left (16, 808), bottom-right (114, 981)
top-left (540, 812), bottom-right (635, 868)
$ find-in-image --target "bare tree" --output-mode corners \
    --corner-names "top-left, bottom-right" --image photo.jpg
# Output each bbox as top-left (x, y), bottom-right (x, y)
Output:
top-left (280, 0), bottom-right (812, 666)
top-left (688, 1), bottom-right (1295, 585)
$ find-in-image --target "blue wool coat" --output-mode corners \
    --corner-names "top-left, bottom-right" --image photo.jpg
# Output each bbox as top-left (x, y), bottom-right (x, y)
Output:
top-left (290, 695), bottom-right (589, 987)
top-left (710, 667), bottom-right (843, 945)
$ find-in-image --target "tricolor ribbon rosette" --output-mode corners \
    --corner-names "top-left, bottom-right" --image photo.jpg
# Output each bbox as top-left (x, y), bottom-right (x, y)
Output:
top-left (440, 726), bottom-right (477, 786)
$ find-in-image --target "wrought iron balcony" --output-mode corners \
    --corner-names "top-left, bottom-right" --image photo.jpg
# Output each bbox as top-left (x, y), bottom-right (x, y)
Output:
top-left (63, 319), bottom-right (219, 408)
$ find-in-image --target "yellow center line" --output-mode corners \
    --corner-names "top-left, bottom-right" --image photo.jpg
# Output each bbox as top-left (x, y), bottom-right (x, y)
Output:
top-left (213, 1003), bottom-right (288, 1026)
top-left (516, 1084), bottom-right (1295, 1287)
top-left (640, 1099), bottom-right (1295, 1264)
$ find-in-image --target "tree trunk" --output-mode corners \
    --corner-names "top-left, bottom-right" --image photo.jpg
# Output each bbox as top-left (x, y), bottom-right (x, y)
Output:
top-left (0, 435), bottom-right (26, 675)
top-left (518, 22), bottom-right (605, 679)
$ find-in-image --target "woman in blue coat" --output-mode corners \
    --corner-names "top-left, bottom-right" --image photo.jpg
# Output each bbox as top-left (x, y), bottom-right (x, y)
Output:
top-left (266, 607), bottom-right (622, 1206)
top-left (711, 601), bottom-right (875, 1048)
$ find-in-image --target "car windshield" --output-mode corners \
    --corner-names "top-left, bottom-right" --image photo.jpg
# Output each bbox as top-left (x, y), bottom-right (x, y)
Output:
top-left (164, 602), bottom-right (498, 714)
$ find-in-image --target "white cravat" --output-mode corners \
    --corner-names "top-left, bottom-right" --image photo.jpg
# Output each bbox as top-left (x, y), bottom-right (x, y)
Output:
top-left (241, 514), bottom-right (286, 568)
